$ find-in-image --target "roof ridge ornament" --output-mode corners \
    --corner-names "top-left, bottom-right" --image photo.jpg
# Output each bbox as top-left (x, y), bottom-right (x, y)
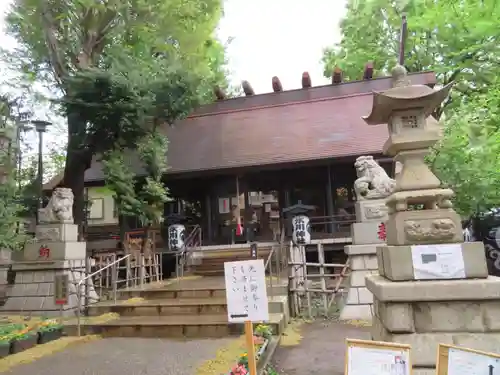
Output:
top-left (391, 64), bottom-right (410, 88)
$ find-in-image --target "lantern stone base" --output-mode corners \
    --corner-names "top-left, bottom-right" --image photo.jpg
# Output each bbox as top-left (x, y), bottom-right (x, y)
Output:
top-left (377, 241), bottom-right (488, 281)
top-left (367, 274), bottom-right (500, 373)
top-left (338, 244), bottom-right (378, 320)
top-left (0, 259), bottom-right (98, 316)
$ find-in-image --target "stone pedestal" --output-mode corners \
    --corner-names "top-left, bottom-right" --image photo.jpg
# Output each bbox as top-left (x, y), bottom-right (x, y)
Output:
top-left (368, 274), bottom-right (500, 375)
top-left (339, 244), bottom-right (378, 320)
top-left (339, 163), bottom-right (394, 320)
top-left (0, 223), bottom-right (98, 317)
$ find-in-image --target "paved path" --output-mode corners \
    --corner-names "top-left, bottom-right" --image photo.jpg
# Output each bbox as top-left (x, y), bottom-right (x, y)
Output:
top-left (6, 337), bottom-right (234, 375)
top-left (273, 320), bottom-right (371, 375)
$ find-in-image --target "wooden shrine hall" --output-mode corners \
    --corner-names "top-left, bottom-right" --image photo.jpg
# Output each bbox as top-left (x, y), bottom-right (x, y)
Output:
top-left (46, 64), bottom-right (437, 249)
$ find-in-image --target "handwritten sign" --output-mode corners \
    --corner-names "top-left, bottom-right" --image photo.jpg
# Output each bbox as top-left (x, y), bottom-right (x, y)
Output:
top-left (345, 338), bottom-right (411, 375)
top-left (437, 343), bottom-right (500, 375)
top-left (224, 259), bottom-right (269, 323)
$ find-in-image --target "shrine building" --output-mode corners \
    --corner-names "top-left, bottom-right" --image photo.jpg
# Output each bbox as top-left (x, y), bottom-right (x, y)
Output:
top-left (44, 65), bottom-right (436, 254)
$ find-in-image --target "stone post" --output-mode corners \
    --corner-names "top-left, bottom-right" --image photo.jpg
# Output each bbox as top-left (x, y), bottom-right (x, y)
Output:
top-left (338, 156), bottom-right (395, 320)
top-left (363, 66), bottom-right (496, 375)
top-left (1, 188), bottom-right (98, 316)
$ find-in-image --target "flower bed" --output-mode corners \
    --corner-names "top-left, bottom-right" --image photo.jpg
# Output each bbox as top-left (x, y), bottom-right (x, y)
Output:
top-left (0, 319), bottom-right (64, 358)
top-left (229, 324), bottom-right (273, 375)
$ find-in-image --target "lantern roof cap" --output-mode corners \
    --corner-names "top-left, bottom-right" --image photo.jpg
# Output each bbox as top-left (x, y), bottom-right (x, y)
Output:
top-left (363, 65), bottom-right (453, 125)
top-left (282, 200), bottom-right (315, 215)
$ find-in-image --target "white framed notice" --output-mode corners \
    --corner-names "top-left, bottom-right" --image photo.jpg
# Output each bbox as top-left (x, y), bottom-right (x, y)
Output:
top-left (437, 343), bottom-right (500, 375)
top-left (218, 198), bottom-right (230, 214)
top-left (224, 259), bottom-right (269, 323)
top-left (345, 339), bottom-right (411, 375)
top-left (411, 243), bottom-right (466, 280)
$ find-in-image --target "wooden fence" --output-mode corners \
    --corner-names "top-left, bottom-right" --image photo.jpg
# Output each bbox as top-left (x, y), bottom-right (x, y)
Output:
top-left (288, 242), bottom-right (349, 318)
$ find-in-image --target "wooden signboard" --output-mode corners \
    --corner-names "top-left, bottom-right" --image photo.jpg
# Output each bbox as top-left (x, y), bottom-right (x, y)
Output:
top-left (345, 338), bottom-right (412, 375)
top-left (54, 274), bottom-right (69, 305)
top-left (437, 343), bottom-right (500, 375)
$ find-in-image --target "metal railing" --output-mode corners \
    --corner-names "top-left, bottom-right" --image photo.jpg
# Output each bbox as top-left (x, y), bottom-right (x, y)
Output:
top-left (75, 253), bottom-right (131, 336)
top-left (173, 225), bottom-right (202, 279)
top-left (264, 229), bottom-right (287, 297)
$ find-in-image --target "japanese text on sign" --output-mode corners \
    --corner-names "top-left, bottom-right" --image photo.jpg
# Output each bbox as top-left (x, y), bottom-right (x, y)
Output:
top-left (224, 259), bottom-right (269, 323)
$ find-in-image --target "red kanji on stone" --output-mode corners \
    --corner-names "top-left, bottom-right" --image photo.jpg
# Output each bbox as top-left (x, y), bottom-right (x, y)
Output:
top-left (377, 222), bottom-right (386, 241)
top-left (39, 246), bottom-right (50, 258)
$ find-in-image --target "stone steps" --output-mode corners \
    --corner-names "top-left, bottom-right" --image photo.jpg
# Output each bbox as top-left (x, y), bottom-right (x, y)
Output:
top-left (66, 313), bottom-right (287, 338)
top-left (89, 295), bottom-right (288, 317)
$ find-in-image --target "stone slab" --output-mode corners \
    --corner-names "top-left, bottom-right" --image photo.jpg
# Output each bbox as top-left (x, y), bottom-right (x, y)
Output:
top-left (386, 209), bottom-right (463, 246)
top-left (339, 304), bottom-right (373, 321)
top-left (11, 260), bottom-right (86, 272)
top-left (366, 274), bottom-right (500, 302)
top-left (374, 300), bottom-right (415, 333)
top-left (35, 223), bottom-right (78, 242)
top-left (378, 241), bottom-right (488, 281)
top-left (354, 199), bottom-right (388, 223)
top-left (351, 222), bottom-right (385, 245)
top-left (23, 241), bottom-right (86, 261)
top-left (349, 254), bottom-right (378, 271)
top-left (345, 244), bottom-right (377, 256)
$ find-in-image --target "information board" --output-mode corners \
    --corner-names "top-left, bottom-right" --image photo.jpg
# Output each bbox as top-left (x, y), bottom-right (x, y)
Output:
top-left (437, 343), bottom-right (500, 375)
top-left (345, 338), bottom-right (411, 375)
top-left (224, 259), bottom-right (269, 323)
top-left (411, 243), bottom-right (466, 280)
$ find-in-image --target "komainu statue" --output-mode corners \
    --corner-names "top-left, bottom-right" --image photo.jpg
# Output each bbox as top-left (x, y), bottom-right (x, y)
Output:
top-left (354, 155), bottom-right (396, 200)
top-left (38, 187), bottom-right (74, 224)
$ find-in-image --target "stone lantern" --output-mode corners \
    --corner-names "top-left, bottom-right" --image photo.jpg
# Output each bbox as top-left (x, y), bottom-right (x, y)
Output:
top-left (362, 66), bottom-right (500, 375)
top-left (363, 65), bottom-right (460, 246)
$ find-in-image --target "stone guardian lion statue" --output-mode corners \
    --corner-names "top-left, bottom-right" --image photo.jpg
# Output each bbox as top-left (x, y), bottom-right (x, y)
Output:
top-left (354, 155), bottom-right (396, 200)
top-left (38, 187), bottom-right (74, 224)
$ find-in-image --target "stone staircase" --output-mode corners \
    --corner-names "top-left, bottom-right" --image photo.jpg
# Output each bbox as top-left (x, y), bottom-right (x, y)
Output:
top-left (67, 276), bottom-right (289, 338)
top-left (189, 245), bottom-right (273, 276)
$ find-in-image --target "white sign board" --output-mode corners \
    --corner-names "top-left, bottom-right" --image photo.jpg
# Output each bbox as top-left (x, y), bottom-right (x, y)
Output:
top-left (347, 343), bottom-right (411, 375)
top-left (448, 347), bottom-right (500, 375)
top-left (224, 259), bottom-right (269, 323)
top-left (411, 243), bottom-right (466, 280)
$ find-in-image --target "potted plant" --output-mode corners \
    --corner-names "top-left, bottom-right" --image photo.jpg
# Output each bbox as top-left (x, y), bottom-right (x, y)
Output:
top-left (0, 338), bottom-right (11, 358)
top-left (10, 327), bottom-right (38, 354)
top-left (254, 324), bottom-right (273, 339)
top-left (37, 320), bottom-right (64, 344)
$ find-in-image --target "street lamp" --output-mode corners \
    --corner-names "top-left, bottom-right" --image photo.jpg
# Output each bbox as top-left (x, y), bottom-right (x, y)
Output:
top-left (31, 120), bottom-right (51, 224)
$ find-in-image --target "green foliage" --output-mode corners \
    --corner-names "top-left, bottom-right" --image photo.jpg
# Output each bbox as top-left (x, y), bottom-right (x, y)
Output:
top-left (430, 78), bottom-right (500, 216)
top-left (322, 0), bottom-right (500, 118)
top-left (102, 131), bottom-right (169, 228)
top-left (0, 132), bottom-right (28, 252)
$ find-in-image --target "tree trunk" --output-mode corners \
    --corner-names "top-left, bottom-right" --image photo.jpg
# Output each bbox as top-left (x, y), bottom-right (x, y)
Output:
top-left (62, 109), bottom-right (92, 235)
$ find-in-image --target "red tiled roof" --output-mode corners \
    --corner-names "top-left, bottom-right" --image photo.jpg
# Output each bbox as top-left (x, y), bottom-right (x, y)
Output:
top-left (75, 71), bottom-right (436, 184)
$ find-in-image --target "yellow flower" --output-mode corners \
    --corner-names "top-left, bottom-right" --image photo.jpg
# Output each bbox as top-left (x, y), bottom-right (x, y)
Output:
top-left (240, 353), bottom-right (247, 357)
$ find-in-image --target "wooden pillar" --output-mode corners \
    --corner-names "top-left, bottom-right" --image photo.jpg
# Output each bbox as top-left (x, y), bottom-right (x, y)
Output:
top-left (326, 165), bottom-right (335, 234)
top-left (205, 193), bottom-right (213, 244)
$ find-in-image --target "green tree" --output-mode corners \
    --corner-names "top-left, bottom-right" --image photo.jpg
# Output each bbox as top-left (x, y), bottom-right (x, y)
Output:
top-left (0, 98), bottom-right (28, 251)
top-left (4, 0), bottom-right (228, 226)
top-left (322, 0), bottom-right (500, 118)
top-left (102, 131), bottom-right (169, 248)
top-left (430, 78), bottom-right (500, 216)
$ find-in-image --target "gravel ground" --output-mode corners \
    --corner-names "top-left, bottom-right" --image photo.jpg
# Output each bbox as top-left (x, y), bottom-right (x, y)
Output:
top-left (272, 320), bottom-right (371, 375)
top-left (6, 337), bottom-right (235, 375)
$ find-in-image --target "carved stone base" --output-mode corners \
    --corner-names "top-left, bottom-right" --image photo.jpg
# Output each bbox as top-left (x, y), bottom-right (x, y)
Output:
top-left (354, 199), bottom-right (389, 223)
top-left (1, 260), bottom-right (99, 316)
top-left (385, 209), bottom-right (462, 246)
top-left (377, 241), bottom-right (488, 281)
top-left (23, 241), bottom-right (86, 261)
top-left (35, 224), bottom-right (78, 242)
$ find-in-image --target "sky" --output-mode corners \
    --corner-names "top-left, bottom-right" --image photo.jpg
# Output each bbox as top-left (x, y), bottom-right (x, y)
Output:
top-left (0, 0), bottom-right (346, 145)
